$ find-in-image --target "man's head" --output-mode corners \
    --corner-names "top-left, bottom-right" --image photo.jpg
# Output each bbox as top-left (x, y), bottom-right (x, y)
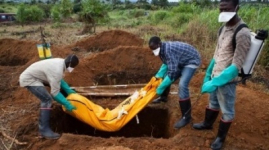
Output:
top-left (148, 36), bottom-right (161, 56)
top-left (65, 54), bottom-right (79, 72)
top-left (219, 0), bottom-right (239, 13)
top-left (218, 0), bottom-right (239, 23)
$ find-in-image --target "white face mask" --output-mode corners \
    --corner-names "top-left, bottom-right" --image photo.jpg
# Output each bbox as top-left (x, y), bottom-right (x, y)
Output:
top-left (152, 47), bottom-right (160, 56)
top-left (218, 12), bottom-right (236, 22)
top-left (67, 66), bottom-right (74, 73)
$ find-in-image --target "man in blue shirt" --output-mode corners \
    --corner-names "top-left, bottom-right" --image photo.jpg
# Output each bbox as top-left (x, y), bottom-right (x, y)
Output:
top-left (149, 36), bottom-right (201, 129)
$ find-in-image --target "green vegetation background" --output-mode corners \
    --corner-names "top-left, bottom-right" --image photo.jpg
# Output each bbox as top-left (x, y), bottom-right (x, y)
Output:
top-left (1, 2), bottom-right (269, 68)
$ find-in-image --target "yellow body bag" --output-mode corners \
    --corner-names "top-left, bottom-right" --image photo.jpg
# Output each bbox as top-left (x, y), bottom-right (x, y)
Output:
top-left (64, 77), bottom-right (162, 132)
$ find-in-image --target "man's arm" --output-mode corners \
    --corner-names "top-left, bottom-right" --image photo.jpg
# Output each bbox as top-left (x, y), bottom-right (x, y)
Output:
top-left (156, 48), bottom-right (177, 95)
top-left (155, 64), bottom-right (168, 78)
top-left (47, 76), bottom-right (76, 111)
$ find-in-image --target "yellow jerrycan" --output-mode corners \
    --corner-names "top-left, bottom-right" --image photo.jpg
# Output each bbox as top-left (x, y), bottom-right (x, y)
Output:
top-left (37, 43), bottom-right (52, 59)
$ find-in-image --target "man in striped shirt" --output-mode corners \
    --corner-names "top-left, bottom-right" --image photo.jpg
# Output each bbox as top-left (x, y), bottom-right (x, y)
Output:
top-left (149, 36), bottom-right (201, 129)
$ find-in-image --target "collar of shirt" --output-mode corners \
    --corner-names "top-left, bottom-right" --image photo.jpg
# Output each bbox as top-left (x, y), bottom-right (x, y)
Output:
top-left (224, 18), bottom-right (243, 31)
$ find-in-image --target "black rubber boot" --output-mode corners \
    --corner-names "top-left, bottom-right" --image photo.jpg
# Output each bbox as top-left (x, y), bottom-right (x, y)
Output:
top-left (193, 107), bottom-right (219, 130)
top-left (211, 119), bottom-right (232, 150)
top-left (39, 109), bottom-right (60, 139)
top-left (152, 86), bottom-right (170, 104)
top-left (174, 99), bottom-right (191, 129)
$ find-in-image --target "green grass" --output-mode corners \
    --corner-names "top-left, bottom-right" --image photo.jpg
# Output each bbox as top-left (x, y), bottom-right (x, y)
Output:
top-left (107, 4), bottom-right (269, 68)
top-left (1, 3), bottom-right (269, 68)
top-left (0, 4), bottom-right (18, 13)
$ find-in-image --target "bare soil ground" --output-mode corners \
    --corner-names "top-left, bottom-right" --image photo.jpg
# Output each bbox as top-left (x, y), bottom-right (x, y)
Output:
top-left (0, 23), bottom-right (269, 150)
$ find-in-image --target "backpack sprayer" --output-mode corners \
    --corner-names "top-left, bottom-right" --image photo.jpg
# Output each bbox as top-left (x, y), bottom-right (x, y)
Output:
top-left (240, 29), bottom-right (268, 84)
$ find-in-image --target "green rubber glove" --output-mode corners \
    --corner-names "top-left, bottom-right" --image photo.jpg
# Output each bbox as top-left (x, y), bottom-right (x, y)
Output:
top-left (155, 64), bottom-right (168, 78)
top-left (53, 92), bottom-right (76, 111)
top-left (61, 79), bottom-right (76, 95)
top-left (203, 59), bottom-right (215, 83)
top-left (156, 75), bottom-right (174, 95)
top-left (202, 64), bottom-right (238, 93)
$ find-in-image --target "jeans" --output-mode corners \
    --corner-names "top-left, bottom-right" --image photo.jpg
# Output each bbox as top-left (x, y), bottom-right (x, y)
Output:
top-left (209, 82), bottom-right (237, 121)
top-left (26, 86), bottom-right (53, 108)
top-left (178, 67), bottom-right (197, 100)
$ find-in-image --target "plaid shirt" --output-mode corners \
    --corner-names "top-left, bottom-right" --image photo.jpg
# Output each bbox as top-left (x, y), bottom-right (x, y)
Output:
top-left (159, 41), bottom-right (201, 80)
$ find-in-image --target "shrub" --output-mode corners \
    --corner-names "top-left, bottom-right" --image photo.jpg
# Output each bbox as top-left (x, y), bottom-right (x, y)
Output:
top-left (73, 2), bottom-right (82, 13)
top-left (168, 13), bottom-right (193, 28)
top-left (150, 10), bottom-right (171, 24)
top-left (0, 8), bottom-right (5, 13)
top-left (16, 4), bottom-right (27, 25)
top-left (172, 3), bottom-right (196, 13)
top-left (127, 9), bottom-right (145, 18)
top-left (37, 3), bottom-right (52, 18)
top-left (51, 5), bottom-right (61, 22)
top-left (25, 5), bottom-right (44, 22)
top-left (16, 4), bottom-right (45, 23)
top-left (59, 0), bottom-right (73, 18)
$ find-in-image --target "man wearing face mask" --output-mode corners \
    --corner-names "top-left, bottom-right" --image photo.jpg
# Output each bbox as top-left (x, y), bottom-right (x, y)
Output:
top-left (19, 54), bottom-right (79, 139)
top-left (192, 0), bottom-right (251, 149)
top-left (148, 36), bottom-right (201, 129)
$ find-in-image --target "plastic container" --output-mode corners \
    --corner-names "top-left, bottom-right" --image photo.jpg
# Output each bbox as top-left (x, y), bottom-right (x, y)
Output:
top-left (241, 32), bottom-right (265, 75)
top-left (37, 43), bottom-right (52, 59)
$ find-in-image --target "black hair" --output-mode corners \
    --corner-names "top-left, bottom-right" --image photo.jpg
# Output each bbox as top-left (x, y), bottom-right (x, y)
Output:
top-left (65, 54), bottom-right (79, 67)
top-left (149, 36), bottom-right (161, 45)
top-left (220, 0), bottom-right (239, 7)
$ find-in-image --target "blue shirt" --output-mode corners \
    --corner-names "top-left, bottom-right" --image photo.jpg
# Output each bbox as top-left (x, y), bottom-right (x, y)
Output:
top-left (159, 41), bottom-right (201, 80)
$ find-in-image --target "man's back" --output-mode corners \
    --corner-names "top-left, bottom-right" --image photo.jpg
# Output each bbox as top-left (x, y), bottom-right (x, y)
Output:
top-left (161, 41), bottom-right (201, 67)
top-left (19, 58), bottom-right (65, 95)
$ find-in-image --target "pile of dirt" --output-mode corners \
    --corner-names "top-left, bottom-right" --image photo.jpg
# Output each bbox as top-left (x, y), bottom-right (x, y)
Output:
top-left (0, 38), bottom-right (39, 66)
top-left (0, 38), bottom-right (72, 94)
top-left (68, 30), bottom-right (144, 53)
top-left (0, 29), bottom-right (269, 150)
top-left (64, 45), bottom-right (161, 86)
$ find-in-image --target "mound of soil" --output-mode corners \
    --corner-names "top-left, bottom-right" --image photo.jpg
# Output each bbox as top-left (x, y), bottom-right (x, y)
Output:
top-left (68, 30), bottom-right (144, 53)
top-left (0, 29), bottom-right (269, 150)
top-left (0, 38), bottom-right (72, 94)
top-left (64, 45), bottom-right (161, 86)
top-left (0, 38), bottom-right (39, 66)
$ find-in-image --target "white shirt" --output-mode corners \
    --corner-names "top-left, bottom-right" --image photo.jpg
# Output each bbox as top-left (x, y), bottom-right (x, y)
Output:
top-left (19, 58), bottom-right (66, 96)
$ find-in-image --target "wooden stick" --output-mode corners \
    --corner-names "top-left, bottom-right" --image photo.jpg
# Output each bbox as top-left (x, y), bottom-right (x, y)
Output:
top-left (79, 92), bottom-right (132, 96)
top-left (0, 131), bottom-right (27, 145)
top-left (77, 91), bottom-right (178, 97)
top-left (0, 138), bottom-right (9, 150)
top-left (9, 132), bottom-right (17, 149)
top-left (71, 84), bottom-right (145, 90)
